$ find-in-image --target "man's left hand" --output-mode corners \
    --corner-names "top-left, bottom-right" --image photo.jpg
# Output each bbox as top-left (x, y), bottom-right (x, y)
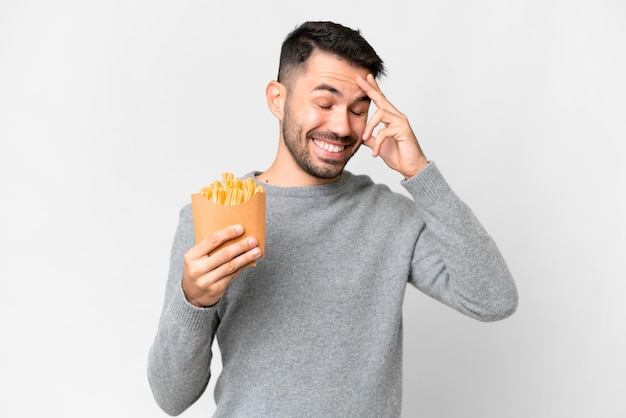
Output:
top-left (357, 74), bottom-right (429, 179)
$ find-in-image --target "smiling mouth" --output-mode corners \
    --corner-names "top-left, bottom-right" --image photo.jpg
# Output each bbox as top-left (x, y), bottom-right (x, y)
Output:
top-left (312, 138), bottom-right (347, 153)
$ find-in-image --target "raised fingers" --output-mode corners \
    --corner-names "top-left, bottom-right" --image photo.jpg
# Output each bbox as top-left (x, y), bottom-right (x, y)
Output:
top-left (356, 74), bottom-right (399, 113)
top-left (357, 75), bottom-right (399, 141)
top-left (361, 122), bottom-right (395, 157)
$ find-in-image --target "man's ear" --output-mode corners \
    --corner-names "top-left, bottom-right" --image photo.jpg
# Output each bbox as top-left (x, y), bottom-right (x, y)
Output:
top-left (266, 80), bottom-right (286, 121)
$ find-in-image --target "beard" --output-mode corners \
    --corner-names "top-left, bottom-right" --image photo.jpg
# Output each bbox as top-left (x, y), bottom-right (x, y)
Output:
top-left (282, 101), bottom-right (359, 180)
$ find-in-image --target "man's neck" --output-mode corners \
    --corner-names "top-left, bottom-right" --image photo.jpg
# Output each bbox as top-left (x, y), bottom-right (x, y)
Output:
top-left (256, 163), bottom-right (340, 187)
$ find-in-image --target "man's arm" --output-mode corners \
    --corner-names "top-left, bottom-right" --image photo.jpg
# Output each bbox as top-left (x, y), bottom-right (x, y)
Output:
top-left (147, 206), bottom-right (261, 415)
top-left (404, 162), bottom-right (518, 321)
top-left (357, 74), bottom-right (517, 320)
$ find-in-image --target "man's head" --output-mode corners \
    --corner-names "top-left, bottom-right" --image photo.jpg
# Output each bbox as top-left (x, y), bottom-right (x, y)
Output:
top-left (277, 21), bottom-right (385, 89)
top-left (264, 21), bottom-right (385, 186)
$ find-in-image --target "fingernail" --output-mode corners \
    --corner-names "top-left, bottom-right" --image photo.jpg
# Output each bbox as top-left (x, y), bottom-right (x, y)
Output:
top-left (235, 225), bottom-right (243, 234)
top-left (248, 237), bottom-right (258, 246)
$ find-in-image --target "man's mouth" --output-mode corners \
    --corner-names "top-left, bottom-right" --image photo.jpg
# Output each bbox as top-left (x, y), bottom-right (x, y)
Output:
top-left (312, 138), bottom-right (347, 153)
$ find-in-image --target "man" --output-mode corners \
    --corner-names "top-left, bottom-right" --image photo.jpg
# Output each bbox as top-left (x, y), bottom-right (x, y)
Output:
top-left (148, 21), bottom-right (518, 417)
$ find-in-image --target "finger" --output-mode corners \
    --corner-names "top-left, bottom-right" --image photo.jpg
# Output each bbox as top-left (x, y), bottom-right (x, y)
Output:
top-left (362, 107), bottom-right (399, 143)
top-left (189, 224), bottom-right (245, 259)
top-left (201, 241), bottom-right (261, 294)
top-left (203, 235), bottom-right (261, 274)
top-left (362, 108), bottom-right (382, 141)
top-left (366, 128), bottom-right (394, 158)
top-left (183, 237), bottom-right (261, 307)
top-left (356, 74), bottom-right (382, 102)
top-left (196, 247), bottom-right (252, 305)
top-left (356, 74), bottom-right (399, 113)
top-left (360, 133), bottom-right (381, 157)
top-left (211, 244), bottom-right (262, 283)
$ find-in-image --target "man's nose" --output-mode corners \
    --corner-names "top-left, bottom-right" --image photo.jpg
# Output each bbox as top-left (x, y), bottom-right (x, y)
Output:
top-left (328, 108), bottom-right (352, 138)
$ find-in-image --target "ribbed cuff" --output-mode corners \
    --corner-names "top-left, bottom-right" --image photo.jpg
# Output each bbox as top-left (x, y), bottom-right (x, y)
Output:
top-left (401, 161), bottom-right (452, 207)
top-left (167, 283), bottom-right (218, 334)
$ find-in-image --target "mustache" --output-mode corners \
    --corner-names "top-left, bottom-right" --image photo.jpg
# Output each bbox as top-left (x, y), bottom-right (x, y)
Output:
top-left (306, 130), bottom-right (357, 144)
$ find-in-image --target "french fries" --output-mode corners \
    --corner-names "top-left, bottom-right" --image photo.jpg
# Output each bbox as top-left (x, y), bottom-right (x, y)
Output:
top-left (200, 172), bottom-right (265, 205)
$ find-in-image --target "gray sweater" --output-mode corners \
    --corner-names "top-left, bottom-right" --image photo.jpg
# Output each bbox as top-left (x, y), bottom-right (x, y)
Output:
top-left (148, 162), bottom-right (518, 417)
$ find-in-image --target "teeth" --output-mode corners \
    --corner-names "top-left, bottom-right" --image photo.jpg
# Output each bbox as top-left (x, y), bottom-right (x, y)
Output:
top-left (313, 139), bottom-right (345, 153)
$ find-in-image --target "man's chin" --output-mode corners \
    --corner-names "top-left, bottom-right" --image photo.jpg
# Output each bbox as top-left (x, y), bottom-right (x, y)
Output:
top-left (305, 161), bottom-right (346, 180)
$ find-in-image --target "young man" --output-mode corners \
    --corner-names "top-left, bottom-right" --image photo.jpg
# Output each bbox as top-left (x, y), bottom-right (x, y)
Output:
top-left (148, 21), bottom-right (518, 417)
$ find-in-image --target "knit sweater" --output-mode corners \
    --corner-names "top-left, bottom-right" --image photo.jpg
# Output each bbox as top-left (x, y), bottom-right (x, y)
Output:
top-left (148, 162), bottom-right (518, 417)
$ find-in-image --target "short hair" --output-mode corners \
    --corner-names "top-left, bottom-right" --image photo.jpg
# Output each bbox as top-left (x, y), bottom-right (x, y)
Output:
top-left (277, 21), bottom-right (386, 87)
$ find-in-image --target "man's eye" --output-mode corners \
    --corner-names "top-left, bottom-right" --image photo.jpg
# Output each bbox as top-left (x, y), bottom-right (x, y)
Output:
top-left (351, 110), bottom-right (366, 116)
top-left (318, 104), bottom-right (332, 110)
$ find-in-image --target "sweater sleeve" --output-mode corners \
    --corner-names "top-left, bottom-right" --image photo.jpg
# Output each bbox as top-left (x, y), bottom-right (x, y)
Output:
top-left (147, 205), bottom-right (220, 416)
top-left (402, 162), bottom-right (518, 322)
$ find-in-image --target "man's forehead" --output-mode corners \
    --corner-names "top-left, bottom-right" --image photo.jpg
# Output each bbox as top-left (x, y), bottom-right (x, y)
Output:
top-left (312, 83), bottom-right (370, 102)
top-left (298, 52), bottom-right (369, 97)
top-left (304, 51), bottom-right (368, 78)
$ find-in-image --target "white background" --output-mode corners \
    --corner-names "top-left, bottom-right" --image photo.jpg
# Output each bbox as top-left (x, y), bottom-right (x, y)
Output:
top-left (1, 0), bottom-right (625, 417)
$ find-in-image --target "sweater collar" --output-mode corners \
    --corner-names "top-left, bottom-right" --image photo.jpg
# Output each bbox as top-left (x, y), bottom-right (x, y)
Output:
top-left (245, 171), bottom-right (356, 198)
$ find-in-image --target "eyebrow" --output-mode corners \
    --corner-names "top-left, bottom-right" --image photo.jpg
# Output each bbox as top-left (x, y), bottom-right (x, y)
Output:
top-left (313, 83), bottom-right (370, 103)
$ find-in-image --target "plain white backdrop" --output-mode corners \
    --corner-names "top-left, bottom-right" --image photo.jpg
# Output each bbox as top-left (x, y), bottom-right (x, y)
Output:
top-left (1, 0), bottom-right (624, 417)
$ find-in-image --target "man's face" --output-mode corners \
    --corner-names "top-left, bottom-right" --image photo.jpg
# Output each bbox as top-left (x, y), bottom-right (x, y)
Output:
top-left (280, 51), bottom-right (372, 181)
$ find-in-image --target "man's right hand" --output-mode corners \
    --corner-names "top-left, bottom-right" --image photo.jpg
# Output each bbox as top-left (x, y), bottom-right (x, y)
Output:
top-left (182, 224), bottom-right (262, 307)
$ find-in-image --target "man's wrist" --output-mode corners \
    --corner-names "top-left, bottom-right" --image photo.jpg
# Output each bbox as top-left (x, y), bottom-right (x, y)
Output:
top-left (402, 157), bottom-right (429, 180)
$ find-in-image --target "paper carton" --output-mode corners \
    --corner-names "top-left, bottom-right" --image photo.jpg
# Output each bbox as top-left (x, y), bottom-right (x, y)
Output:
top-left (191, 191), bottom-right (266, 266)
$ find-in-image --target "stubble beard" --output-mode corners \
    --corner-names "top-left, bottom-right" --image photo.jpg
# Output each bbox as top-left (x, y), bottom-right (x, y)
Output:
top-left (281, 103), bottom-right (357, 180)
